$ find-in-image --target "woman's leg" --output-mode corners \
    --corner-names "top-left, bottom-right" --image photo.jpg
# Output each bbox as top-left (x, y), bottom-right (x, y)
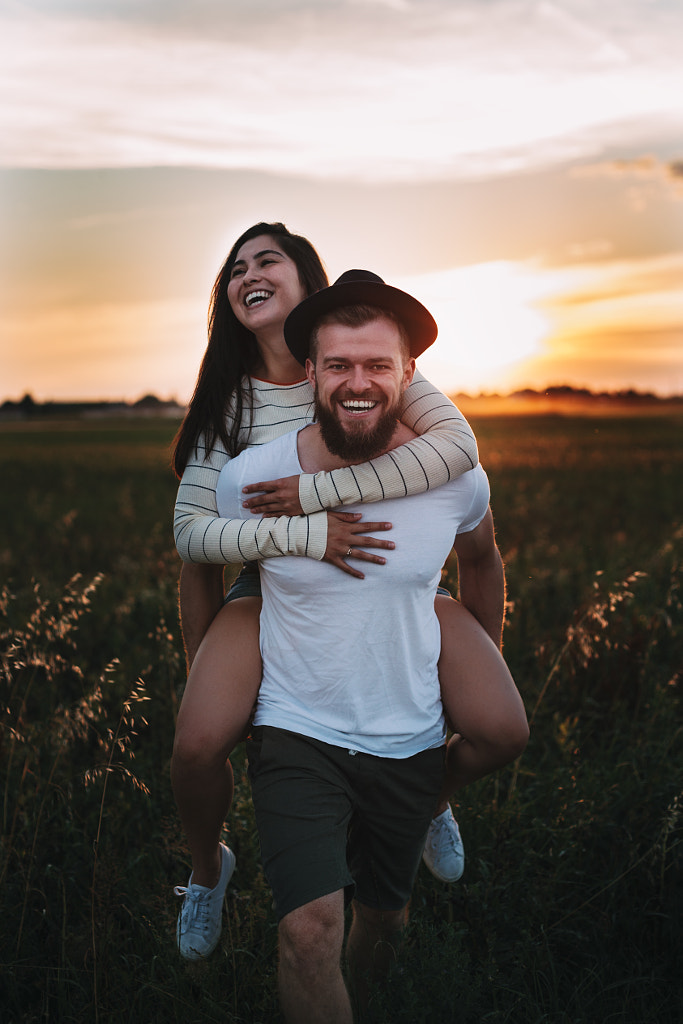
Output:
top-left (435, 594), bottom-right (529, 813)
top-left (171, 595), bottom-right (262, 888)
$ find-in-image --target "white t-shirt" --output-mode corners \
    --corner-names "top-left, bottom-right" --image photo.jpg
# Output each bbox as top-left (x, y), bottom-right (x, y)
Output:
top-left (217, 429), bottom-right (490, 758)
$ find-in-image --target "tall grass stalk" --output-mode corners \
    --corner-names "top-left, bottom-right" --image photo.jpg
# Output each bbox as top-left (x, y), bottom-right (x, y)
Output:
top-left (84, 675), bottom-right (150, 1022)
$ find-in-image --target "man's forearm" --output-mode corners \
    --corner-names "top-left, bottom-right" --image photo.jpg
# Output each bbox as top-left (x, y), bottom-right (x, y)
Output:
top-left (457, 547), bottom-right (506, 650)
top-left (179, 562), bottom-right (225, 669)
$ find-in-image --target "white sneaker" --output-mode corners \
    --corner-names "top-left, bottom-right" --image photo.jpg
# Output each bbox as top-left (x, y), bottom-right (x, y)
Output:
top-left (174, 843), bottom-right (236, 960)
top-left (422, 806), bottom-right (465, 883)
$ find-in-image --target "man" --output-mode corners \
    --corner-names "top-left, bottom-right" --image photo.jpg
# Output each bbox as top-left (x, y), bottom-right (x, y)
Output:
top-left (216, 271), bottom-right (515, 1023)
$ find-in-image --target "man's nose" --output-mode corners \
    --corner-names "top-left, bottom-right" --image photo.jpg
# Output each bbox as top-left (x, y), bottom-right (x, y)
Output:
top-left (347, 365), bottom-right (371, 391)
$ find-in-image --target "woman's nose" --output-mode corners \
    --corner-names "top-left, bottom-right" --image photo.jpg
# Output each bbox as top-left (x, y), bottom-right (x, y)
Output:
top-left (243, 263), bottom-right (261, 284)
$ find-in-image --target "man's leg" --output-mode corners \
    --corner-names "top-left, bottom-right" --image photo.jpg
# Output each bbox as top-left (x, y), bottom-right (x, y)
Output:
top-left (278, 890), bottom-right (352, 1024)
top-left (346, 900), bottom-right (407, 1014)
top-left (347, 746), bottom-right (443, 1011)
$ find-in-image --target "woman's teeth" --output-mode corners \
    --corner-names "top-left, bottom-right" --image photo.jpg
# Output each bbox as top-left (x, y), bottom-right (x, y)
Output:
top-left (245, 290), bottom-right (272, 307)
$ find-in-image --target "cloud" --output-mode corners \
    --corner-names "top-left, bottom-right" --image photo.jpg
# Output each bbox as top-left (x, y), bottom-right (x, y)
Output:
top-left (414, 249), bottom-right (683, 393)
top-left (1, 1), bottom-right (682, 180)
top-left (544, 251), bottom-right (683, 305)
top-left (572, 156), bottom-right (683, 200)
top-left (479, 249), bottom-right (683, 395)
top-left (502, 324), bottom-right (683, 395)
top-left (516, 253), bottom-right (683, 394)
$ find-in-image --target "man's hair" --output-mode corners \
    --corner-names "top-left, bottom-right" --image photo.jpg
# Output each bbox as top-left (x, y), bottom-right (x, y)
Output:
top-left (309, 305), bottom-right (411, 363)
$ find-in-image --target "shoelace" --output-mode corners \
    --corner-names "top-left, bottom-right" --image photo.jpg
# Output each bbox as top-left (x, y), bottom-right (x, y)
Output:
top-left (174, 885), bottom-right (211, 931)
top-left (432, 816), bottom-right (459, 851)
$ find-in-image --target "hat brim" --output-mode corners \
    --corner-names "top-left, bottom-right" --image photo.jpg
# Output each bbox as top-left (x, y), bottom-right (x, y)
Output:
top-left (284, 280), bottom-right (438, 365)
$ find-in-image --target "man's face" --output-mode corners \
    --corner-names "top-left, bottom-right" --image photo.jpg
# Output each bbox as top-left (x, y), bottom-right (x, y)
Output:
top-left (306, 316), bottom-right (415, 461)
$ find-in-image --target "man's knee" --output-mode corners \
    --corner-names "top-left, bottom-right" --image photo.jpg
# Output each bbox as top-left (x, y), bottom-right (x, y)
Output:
top-left (279, 894), bottom-right (345, 979)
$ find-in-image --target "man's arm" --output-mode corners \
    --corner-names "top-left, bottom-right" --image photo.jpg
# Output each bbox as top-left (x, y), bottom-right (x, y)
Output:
top-left (178, 562), bottom-right (225, 670)
top-left (452, 508), bottom-right (505, 650)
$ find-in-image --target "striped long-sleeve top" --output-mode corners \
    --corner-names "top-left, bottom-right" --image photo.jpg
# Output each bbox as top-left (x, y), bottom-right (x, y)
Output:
top-left (173, 370), bottom-right (478, 564)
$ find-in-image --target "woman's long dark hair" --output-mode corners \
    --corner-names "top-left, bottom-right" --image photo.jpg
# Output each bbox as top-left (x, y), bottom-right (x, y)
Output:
top-left (172, 222), bottom-right (328, 477)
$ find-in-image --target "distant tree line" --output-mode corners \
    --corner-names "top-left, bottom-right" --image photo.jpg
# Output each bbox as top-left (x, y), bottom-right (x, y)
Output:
top-left (0, 393), bottom-right (186, 420)
top-left (2, 387), bottom-right (681, 422)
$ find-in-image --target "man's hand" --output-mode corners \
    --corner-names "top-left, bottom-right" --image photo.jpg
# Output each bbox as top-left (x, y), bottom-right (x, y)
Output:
top-left (324, 511), bottom-right (394, 579)
top-left (242, 475), bottom-right (304, 516)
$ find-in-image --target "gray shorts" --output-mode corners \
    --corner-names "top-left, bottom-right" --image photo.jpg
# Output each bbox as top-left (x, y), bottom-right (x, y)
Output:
top-left (246, 726), bottom-right (445, 922)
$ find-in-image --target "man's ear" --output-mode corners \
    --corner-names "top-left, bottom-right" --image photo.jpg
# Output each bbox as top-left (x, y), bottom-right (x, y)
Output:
top-left (402, 358), bottom-right (416, 390)
top-left (305, 357), bottom-right (316, 388)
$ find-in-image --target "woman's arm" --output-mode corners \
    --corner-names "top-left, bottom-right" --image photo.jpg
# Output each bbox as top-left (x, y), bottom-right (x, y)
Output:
top-left (173, 437), bottom-right (328, 564)
top-left (244, 372), bottom-right (478, 515)
top-left (300, 371), bottom-right (478, 512)
top-left (178, 562), bottom-right (225, 668)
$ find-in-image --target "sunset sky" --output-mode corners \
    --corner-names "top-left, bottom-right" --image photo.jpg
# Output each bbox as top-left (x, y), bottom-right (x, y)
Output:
top-left (1, 0), bottom-right (682, 402)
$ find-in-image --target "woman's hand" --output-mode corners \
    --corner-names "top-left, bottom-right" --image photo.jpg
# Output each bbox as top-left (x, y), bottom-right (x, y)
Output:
top-left (241, 481), bottom-right (394, 577)
top-left (242, 475), bottom-right (303, 516)
top-left (324, 511), bottom-right (394, 579)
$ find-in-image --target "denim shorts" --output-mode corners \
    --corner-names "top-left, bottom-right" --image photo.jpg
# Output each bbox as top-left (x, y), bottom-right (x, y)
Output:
top-left (224, 562), bottom-right (262, 603)
top-left (226, 564), bottom-right (450, 604)
top-left (246, 726), bottom-right (445, 922)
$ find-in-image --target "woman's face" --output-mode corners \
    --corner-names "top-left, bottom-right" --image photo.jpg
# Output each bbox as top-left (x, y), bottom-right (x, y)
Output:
top-left (227, 235), bottom-right (306, 337)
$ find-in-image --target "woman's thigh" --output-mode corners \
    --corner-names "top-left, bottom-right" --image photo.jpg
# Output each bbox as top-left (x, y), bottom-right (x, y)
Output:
top-left (175, 595), bottom-right (263, 756)
top-left (435, 595), bottom-right (527, 744)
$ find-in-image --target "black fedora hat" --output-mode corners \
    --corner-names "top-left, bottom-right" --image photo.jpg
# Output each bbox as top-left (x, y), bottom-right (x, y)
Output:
top-left (284, 269), bottom-right (438, 365)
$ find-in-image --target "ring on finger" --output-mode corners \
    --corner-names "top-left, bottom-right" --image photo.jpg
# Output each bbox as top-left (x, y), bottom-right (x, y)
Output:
top-left (346, 547), bottom-right (353, 558)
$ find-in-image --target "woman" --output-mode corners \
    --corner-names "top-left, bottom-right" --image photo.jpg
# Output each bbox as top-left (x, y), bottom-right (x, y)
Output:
top-left (171, 223), bottom-right (528, 960)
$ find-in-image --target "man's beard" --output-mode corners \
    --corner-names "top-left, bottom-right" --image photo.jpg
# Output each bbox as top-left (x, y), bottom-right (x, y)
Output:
top-left (315, 388), bottom-right (401, 461)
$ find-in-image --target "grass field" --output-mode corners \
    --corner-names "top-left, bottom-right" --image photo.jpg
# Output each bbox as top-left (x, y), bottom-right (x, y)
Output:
top-left (1, 413), bottom-right (682, 1023)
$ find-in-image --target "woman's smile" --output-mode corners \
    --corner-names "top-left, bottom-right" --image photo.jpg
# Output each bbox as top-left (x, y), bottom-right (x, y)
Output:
top-left (227, 234), bottom-right (306, 335)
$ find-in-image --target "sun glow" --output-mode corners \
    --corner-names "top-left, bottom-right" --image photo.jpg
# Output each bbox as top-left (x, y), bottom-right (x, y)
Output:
top-left (399, 262), bottom-right (551, 394)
